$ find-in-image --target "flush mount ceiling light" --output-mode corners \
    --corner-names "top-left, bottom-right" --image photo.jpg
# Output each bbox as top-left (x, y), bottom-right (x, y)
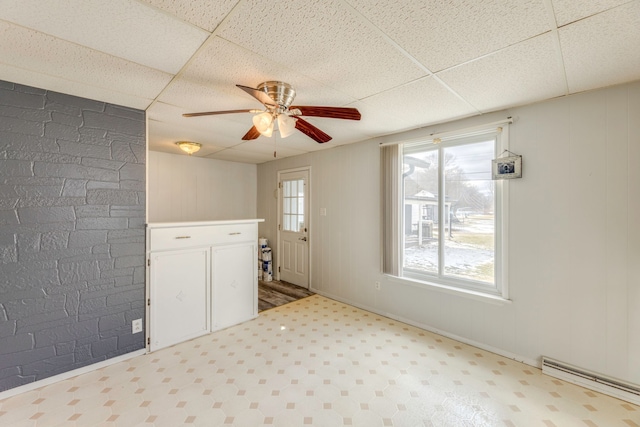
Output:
top-left (175, 141), bottom-right (201, 155)
top-left (183, 81), bottom-right (361, 143)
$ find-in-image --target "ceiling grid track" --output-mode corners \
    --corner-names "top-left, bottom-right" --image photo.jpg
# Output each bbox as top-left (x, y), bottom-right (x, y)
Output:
top-left (542, 0), bottom-right (570, 96)
top-left (3, 1), bottom-right (637, 163)
top-left (146, 0), bottom-right (246, 111)
top-left (339, 0), bottom-right (482, 115)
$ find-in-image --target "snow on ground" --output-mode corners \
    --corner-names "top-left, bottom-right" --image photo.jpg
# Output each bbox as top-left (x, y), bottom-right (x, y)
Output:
top-left (404, 216), bottom-right (494, 280)
top-left (404, 241), bottom-right (493, 274)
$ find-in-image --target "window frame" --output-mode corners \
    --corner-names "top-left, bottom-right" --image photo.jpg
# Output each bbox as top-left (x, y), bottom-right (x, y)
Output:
top-left (390, 123), bottom-right (510, 301)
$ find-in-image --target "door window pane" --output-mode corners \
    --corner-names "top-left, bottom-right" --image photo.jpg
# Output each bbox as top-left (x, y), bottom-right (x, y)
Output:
top-left (282, 178), bottom-right (305, 232)
top-left (284, 214), bottom-right (291, 231)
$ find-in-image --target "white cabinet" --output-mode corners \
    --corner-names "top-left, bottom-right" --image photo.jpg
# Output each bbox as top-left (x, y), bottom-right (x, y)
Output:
top-left (149, 248), bottom-right (209, 351)
top-left (146, 220), bottom-right (263, 352)
top-left (212, 243), bottom-right (257, 331)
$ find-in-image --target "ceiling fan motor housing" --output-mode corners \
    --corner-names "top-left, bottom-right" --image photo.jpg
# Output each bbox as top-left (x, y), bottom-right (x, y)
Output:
top-left (257, 81), bottom-right (296, 110)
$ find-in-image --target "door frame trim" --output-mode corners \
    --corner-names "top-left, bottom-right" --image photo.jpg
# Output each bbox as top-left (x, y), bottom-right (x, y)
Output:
top-left (276, 166), bottom-right (311, 288)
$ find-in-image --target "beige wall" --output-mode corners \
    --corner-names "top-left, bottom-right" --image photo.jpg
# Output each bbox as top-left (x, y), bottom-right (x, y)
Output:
top-left (148, 81), bottom-right (640, 385)
top-left (147, 151), bottom-right (257, 222)
top-left (257, 81), bottom-right (640, 385)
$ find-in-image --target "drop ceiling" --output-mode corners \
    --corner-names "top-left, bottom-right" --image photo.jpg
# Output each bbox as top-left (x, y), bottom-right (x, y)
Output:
top-left (1, 0), bottom-right (639, 164)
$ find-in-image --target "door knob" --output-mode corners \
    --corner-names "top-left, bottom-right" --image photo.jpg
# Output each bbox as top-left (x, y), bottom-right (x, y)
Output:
top-left (299, 237), bottom-right (307, 241)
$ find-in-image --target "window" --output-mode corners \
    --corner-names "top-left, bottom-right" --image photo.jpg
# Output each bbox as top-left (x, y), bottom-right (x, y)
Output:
top-left (383, 123), bottom-right (509, 298)
top-left (282, 178), bottom-right (305, 232)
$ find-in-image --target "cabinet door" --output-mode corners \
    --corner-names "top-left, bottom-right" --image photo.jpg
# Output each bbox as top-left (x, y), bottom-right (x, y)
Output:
top-left (150, 248), bottom-right (209, 351)
top-left (211, 243), bottom-right (257, 331)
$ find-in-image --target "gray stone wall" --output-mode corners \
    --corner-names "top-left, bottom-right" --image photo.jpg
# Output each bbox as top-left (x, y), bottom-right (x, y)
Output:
top-left (0, 80), bottom-right (146, 392)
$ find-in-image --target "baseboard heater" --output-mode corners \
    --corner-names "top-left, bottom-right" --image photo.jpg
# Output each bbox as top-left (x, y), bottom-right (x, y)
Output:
top-left (542, 357), bottom-right (640, 405)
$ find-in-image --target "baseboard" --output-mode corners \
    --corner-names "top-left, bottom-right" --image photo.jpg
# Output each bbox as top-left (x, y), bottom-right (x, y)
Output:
top-left (0, 349), bottom-right (146, 401)
top-left (311, 288), bottom-right (539, 368)
top-left (542, 357), bottom-right (640, 406)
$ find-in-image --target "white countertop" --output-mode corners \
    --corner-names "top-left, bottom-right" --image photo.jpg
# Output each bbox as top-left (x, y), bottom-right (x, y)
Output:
top-left (147, 219), bottom-right (265, 229)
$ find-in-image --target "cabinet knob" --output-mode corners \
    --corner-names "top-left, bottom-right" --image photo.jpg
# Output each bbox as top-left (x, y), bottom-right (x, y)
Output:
top-left (229, 232), bottom-right (242, 235)
top-left (175, 236), bottom-right (191, 239)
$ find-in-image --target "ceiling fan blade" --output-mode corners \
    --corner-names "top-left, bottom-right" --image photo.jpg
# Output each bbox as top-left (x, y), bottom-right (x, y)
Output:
top-left (236, 84), bottom-right (277, 108)
top-left (295, 118), bottom-right (332, 143)
top-left (242, 126), bottom-right (261, 140)
top-left (183, 109), bottom-right (255, 117)
top-left (290, 106), bottom-right (361, 121)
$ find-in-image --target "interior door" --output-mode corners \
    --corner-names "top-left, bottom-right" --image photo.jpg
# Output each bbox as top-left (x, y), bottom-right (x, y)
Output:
top-left (278, 169), bottom-right (309, 288)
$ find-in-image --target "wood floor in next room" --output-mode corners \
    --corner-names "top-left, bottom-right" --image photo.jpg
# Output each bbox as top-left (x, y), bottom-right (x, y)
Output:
top-left (258, 280), bottom-right (314, 312)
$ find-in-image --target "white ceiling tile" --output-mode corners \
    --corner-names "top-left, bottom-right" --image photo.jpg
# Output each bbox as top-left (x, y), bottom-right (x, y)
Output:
top-left (146, 101), bottom-right (195, 124)
top-left (139, 0), bottom-right (238, 32)
top-left (177, 37), bottom-right (358, 107)
top-left (147, 118), bottom-right (235, 150)
top-left (176, 37), bottom-right (283, 91)
top-left (357, 77), bottom-right (478, 131)
top-left (157, 78), bottom-right (258, 113)
top-left (0, 0), bottom-right (637, 164)
top-left (551, 0), bottom-right (630, 26)
top-left (146, 129), bottom-right (228, 158)
top-left (233, 138), bottom-right (308, 159)
top-left (0, 0), bottom-right (208, 74)
top-left (264, 129), bottom-right (341, 152)
top-left (348, 0), bottom-right (551, 72)
top-left (0, 21), bottom-right (172, 108)
top-left (0, 63), bottom-right (153, 110)
top-left (217, 0), bottom-right (427, 99)
top-left (147, 102), bottom-right (256, 148)
top-left (559, 1), bottom-right (640, 93)
top-left (206, 147), bottom-right (277, 164)
top-left (438, 33), bottom-right (567, 112)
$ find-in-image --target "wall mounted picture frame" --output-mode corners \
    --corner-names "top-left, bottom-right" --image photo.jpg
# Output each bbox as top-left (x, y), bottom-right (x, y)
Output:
top-left (492, 155), bottom-right (522, 180)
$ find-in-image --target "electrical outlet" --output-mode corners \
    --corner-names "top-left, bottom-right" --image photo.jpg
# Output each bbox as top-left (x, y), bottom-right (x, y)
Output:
top-left (132, 318), bottom-right (143, 334)
top-left (375, 281), bottom-right (381, 290)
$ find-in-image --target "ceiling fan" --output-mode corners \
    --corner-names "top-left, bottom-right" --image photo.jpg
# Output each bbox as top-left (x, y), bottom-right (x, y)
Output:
top-left (182, 81), bottom-right (361, 143)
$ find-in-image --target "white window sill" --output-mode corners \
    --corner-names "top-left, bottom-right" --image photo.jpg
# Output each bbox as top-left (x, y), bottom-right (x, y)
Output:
top-left (385, 274), bottom-right (512, 306)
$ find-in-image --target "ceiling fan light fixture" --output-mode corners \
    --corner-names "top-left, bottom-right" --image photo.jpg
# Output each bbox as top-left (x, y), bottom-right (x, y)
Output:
top-left (175, 141), bottom-right (202, 155)
top-left (277, 114), bottom-right (297, 138)
top-left (184, 81), bottom-right (362, 143)
top-left (253, 112), bottom-right (274, 137)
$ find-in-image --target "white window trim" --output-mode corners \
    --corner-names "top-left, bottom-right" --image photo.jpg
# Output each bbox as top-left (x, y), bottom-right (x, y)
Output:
top-left (389, 120), bottom-right (511, 301)
top-left (386, 274), bottom-right (512, 305)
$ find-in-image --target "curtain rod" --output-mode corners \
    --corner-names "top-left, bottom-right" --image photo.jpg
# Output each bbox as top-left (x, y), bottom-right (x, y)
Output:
top-left (379, 117), bottom-right (514, 147)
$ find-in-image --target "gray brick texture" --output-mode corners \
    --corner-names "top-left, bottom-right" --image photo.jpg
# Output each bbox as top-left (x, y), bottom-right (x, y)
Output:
top-left (0, 80), bottom-right (146, 392)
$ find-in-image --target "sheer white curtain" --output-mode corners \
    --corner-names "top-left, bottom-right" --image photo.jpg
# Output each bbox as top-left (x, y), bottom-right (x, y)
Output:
top-left (380, 144), bottom-right (400, 275)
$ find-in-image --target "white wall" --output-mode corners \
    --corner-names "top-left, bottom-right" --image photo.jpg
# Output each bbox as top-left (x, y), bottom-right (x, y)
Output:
top-left (148, 151), bottom-right (257, 222)
top-left (257, 81), bottom-right (640, 385)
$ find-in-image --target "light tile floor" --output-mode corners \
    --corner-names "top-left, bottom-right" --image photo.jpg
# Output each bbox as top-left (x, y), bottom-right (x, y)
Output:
top-left (1, 295), bottom-right (638, 426)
